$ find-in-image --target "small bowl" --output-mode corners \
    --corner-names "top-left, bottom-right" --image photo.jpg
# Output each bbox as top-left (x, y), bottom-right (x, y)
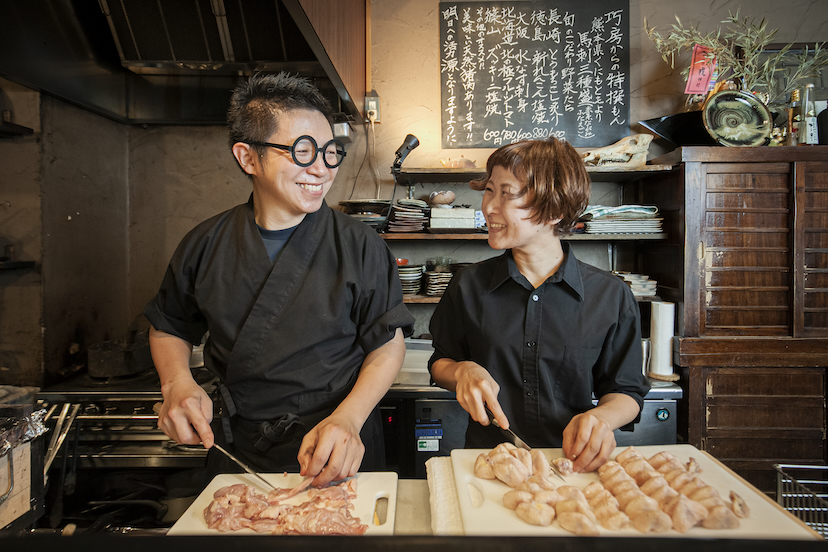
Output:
top-left (396, 258), bottom-right (409, 266)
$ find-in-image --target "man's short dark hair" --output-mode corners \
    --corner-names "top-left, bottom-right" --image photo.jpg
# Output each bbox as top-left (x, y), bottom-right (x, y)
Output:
top-left (470, 137), bottom-right (590, 235)
top-left (227, 72), bottom-right (334, 158)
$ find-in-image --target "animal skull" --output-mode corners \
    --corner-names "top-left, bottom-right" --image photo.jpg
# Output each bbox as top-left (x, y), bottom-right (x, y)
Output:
top-left (582, 134), bottom-right (653, 167)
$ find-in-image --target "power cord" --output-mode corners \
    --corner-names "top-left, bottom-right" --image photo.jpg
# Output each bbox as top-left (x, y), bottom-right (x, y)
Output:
top-left (366, 111), bottom-right (384, 199)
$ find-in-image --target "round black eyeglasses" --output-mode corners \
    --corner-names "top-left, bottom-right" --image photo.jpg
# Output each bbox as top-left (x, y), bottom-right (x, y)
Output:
top-left (247, 135), bottom-right (346, 168)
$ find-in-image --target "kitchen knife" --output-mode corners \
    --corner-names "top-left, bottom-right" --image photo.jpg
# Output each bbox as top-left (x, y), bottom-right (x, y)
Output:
top-left (152, 401), bottom-right (278, 492)
top-left (483, 404), bottom-right (565, 481)
top-left (212, 443), bottom-right (279, 493)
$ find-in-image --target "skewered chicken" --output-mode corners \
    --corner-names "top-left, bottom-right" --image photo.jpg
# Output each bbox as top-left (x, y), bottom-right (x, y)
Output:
top-left (552, 457), bottom-right (576, 476)
top-left (475, 443), bottom-right (751, 536)
top-left (557, 512), bottom-right (600, 536)
top-left (515, 501), bottom-right (555, 526)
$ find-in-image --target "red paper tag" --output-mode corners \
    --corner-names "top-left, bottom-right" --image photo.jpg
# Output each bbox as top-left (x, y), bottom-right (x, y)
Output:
top-left (684, 45), bottom-right (716, 95)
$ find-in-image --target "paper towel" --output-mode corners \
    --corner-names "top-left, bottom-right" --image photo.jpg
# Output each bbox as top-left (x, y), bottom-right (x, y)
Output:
top-left (425, 456), bottom-right (465, 535)
top-left (649, 301), bottom-right (675, 376)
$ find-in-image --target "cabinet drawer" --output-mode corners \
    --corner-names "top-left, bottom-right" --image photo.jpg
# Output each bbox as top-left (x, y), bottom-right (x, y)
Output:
top-left (706, 436), bottom-right (824, 462)
top-left (705, 399), bottom-right (825, 429)
top-left (705, 368), bottom-right (825, 396)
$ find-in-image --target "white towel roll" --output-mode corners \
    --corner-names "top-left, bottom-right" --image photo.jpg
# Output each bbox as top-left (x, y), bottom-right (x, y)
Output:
top-left (649, 301), bottom-right (675, 376)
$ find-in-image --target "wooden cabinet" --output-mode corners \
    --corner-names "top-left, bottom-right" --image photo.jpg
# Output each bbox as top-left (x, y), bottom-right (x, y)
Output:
top-left (639, 146), bottom-right (828, 496)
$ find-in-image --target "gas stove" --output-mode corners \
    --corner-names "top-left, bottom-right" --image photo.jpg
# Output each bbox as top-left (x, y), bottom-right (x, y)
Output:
top-left (37, 368), bottom-right (216, 469)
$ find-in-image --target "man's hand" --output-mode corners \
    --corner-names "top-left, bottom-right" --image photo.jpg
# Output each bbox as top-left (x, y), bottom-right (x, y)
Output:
top-left (297, 412), bottom-right (364, 487)
top-left (157, 378), bottom-right (215, 449)
top-left (561, 411), bottom-right (616, 474)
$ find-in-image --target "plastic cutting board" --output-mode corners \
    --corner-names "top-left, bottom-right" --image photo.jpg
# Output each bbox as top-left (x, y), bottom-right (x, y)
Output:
top-left (167, 471), bottom-right (397, 536)
top-left (450, 444), bottom-right (817, 539)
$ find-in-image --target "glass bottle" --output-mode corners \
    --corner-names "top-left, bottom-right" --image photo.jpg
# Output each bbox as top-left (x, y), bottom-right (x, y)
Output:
top-left (786, 89), bottom-right (801, 146)
top-left (798, 84), bottom-right (818, 145)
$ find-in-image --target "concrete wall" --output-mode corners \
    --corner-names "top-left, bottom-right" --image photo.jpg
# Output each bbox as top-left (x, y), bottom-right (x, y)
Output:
top-left (0, 78), bottom-right (42, 386)
top-left (40, 96), bottom-right (130, 383)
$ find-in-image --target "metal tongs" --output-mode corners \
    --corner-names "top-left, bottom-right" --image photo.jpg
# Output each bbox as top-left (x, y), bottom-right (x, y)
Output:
top-left (484, 404), bottom-right (565, 482)
top-left (43, 402), bottom-right (81, 477)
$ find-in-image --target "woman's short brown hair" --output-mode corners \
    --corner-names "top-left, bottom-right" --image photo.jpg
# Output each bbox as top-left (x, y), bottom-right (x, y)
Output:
top-left (470, 137), bottom-right (590, 234)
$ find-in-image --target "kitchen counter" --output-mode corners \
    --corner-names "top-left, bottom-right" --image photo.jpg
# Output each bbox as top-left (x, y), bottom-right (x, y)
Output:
top-left (1, 480), bottom-right (822, 548)
top-left (0, 532), bottom-right (823, 551)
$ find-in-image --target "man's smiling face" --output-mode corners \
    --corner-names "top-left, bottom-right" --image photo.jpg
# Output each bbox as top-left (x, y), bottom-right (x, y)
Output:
top-left (253, 108), bottom-right (337, 226)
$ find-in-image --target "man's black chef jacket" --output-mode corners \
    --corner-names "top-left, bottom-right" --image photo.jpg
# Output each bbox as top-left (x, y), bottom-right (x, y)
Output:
top-left (428, 243), bottom-right (650, 449)
top-left (145, 196), bottom-right (414, 468)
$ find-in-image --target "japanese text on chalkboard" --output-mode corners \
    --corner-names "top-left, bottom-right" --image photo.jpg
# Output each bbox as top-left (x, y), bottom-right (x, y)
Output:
top-left (440, 1), bottom-right (630, 148)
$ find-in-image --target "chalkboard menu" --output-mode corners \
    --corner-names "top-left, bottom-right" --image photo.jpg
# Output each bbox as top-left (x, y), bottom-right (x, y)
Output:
top-left (439, 1), bottom-right (630, 148)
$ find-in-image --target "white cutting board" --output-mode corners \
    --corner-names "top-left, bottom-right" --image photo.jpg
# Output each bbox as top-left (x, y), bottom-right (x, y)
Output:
top-left (167, 472), bottom-right (398, 536)
top-left (450, 444), bottom-right (818, 540)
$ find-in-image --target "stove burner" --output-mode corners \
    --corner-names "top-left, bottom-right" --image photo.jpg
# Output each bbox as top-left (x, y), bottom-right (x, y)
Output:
top-left (84, 369), bottom-right (161, 388)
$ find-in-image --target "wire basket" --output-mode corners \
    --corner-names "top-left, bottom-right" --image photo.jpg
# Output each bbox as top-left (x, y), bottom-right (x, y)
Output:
top-left (775, 463), bottom-right (828, 538)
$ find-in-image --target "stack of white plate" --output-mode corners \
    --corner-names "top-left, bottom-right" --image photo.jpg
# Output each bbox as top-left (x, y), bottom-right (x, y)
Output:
top-left (585, 218), bottom-right (663, 234)
top-left (387, 200), bottom-right (428, 233)
top-left (613, 272), bottom-right (658, 297)
top-left (423, 271), bottom-right (454, 296)
top-left (398, 264), bottom-right (425, 295)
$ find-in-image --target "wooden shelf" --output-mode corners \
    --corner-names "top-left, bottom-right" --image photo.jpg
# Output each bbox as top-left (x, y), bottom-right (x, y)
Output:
top-left (382, 232), bottom-right (487, 240)
top-left (403, 293), bottom-right (661, 304)
top-left (0, 121), bottom-right (34, 137)
top-left (402, 294), bottom-right (441, 304)
top-left (395, 165), bottom-right (675, 185)
top-left (382, 232), bottom-right (667, 241)
top-left (0, 260), bottom-right (35, 270)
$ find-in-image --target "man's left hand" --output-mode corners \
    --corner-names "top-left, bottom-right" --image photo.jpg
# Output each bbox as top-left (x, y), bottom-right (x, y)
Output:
top-left (297, 413), bottom-right (364, 487)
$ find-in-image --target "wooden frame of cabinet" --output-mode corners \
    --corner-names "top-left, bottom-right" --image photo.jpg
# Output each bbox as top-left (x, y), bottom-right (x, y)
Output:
top-left (638, 146), bottom-right (828, 496)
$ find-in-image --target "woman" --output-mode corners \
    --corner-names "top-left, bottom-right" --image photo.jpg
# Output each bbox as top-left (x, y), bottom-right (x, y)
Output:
top-left (428, 137), bottom-right (649, 473)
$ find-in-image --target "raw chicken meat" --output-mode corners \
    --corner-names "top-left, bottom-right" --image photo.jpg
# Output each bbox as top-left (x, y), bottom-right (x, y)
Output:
top-left (704, 504), bottom-right (741, 529)
top-left (515, 501), bottom-right (555, 526)
top-left (557, 512), bottom-right (600, 536)
top-left (664, 494), bottom-right (708, 533)
top-left (552, 457), bottom-right (575, 476)
top-left (503, 490), bottom-right (534, 510)
top-left (473, 453), bottom-right (495, 479)
top-left (203, 478), bottom-right (367, 535)
top-left (730, 491), bottom-right (750, 518)
top-left (492, 454), bottom-right (532, 487)
top-left (530, 449), bottom-right (551, 477)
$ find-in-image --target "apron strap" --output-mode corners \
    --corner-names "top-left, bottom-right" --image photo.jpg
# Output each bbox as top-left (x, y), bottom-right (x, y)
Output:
top-left (217, 383), bottom-right (237, 444)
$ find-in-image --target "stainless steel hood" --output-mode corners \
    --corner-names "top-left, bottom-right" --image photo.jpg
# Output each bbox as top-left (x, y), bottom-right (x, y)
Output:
top-left (0, 0), bottom-right (362, 124)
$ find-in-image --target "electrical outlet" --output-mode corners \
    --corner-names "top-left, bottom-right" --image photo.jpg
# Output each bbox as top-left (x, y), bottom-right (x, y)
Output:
top-left (365, 96), bottom-right (381, 123)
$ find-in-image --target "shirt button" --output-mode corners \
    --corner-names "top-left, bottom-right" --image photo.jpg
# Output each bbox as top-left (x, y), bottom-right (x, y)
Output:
top-left (527, 341), bottom-right (535, 348)
top-left (532, 294), bottom-right (539, 301)
top-left (527, 391), bottom-right (533, 397)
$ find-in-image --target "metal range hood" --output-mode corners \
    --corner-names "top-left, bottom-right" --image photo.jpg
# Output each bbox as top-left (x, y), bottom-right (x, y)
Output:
top-left (0, 0), bottom-right (364, 124)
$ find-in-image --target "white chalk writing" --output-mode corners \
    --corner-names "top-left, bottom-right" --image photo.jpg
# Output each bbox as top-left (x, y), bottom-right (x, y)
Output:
top-left (440, 1), bottom-right (629, 148)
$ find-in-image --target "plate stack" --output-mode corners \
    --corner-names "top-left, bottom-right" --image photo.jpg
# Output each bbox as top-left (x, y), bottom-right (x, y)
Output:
top-left (339, 200), bottom-right (391, 231)
top-left (585, 218), bottom-right (663, 234)
top-left (398, 264), bottom-right (425, 295)
top-left (582, 205), bottom-right (662, 235)
top-left (613, 271), bottom-right (658, 298)
top-left (423, 271), bottom-right (454, 296)
top-left (387, 199), bottom-right (429, 233)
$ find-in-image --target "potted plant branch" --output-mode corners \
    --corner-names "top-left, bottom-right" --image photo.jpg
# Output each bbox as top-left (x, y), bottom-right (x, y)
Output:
top-left (644, 8), bottom-right (828, 113)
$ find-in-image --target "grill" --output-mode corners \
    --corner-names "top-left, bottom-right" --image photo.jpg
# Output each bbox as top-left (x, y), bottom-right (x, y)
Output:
top-left (37, 369), bottom-right (214, 470)
top-left (775, 463), bottom-right (828, 538)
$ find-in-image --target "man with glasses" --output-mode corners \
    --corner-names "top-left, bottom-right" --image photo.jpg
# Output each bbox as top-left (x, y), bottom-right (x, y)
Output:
top-left (145, 72), bottom-right (413, 487)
